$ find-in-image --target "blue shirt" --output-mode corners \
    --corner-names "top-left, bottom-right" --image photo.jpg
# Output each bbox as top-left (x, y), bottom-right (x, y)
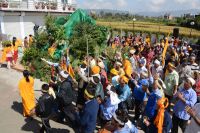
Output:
top-left (145, 88), bottom-right (162, 119)
top-left (79, 99), bottom-right (99, 133)
top-left (173, 87), bottom-right (197, 120)
top-left (100, 98), bottom-right (118, 120)
top-left (133, 85), bottom-right (147, 102)
top-left (116, 84), bottom-right (131, 102)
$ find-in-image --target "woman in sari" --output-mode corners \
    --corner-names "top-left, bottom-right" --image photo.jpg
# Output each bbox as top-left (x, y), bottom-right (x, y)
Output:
top-left (18, 70), bottom-right (36, 117)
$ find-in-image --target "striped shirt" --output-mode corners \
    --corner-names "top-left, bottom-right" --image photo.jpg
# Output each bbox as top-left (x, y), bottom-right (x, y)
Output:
top-left (187, 63), bottom-right (199, 77)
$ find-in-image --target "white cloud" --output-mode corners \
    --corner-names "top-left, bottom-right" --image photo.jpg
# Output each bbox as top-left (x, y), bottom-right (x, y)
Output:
top-left (116, 0), bottom-right (127, 7)
top-left (151, 0), bottom-right (165, 6)
top-left (191, 0), bottom-right (200, 8)
top-left (149, 0), bottom-right (166, 11)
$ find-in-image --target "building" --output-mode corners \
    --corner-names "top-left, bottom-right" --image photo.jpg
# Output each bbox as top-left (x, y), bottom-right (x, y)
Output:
top-left (0, 0), bottom-right (76, 40)
top-left (184, 13), bottom-right (195, 19)
top-left (164, 13), bottom-right (173, 20)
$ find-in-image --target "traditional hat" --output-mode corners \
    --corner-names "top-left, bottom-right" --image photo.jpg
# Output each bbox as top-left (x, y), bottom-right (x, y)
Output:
top-left (129, 49), bottom-right (136, 54)
top-left (98, 61), bottom-right (105, 69)
top-left (115, 61), bottom-right (123, 66)
top-left (91, 66), bottom-right (100, 75)
top-left (59, 71), bottom-right (69, 79)
top-left (140, 79), bottom-right (149, 87)
top-left (84, 89), bottom-right (94, 99)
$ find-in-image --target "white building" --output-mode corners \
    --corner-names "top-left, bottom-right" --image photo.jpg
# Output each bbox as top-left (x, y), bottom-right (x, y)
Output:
top-left (0, 0), bottom-right (76, 40)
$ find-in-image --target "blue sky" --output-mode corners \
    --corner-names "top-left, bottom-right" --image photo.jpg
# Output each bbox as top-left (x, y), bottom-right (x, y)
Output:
top-left (75, 0), bottom-right (200, 12)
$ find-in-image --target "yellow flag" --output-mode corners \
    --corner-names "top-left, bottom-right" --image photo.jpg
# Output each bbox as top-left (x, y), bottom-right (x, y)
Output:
top-left (48, 47), bottom-right (56, 58)
top-left (162, 32), bottom-right (170, 66)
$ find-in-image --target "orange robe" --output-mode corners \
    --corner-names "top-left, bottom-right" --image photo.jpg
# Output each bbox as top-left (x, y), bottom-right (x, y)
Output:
top-left (18, 77), bottom-right (36, 117)
top-left (123, 59), bottom-right (133, 78)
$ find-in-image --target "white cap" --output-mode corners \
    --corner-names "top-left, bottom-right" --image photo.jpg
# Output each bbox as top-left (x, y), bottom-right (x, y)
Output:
top-left (115, 61), bottom-right (122, 66)
top-left (59, 71), bottom-right (69, 79)
top-left (154, 59), bottom-right (160, 65)
top-left (187, 77), bottom-right (196, 86)
top-left (98, 61), bottom-right (105, 69)
top-left (129, 49), bottom-right (135, 54)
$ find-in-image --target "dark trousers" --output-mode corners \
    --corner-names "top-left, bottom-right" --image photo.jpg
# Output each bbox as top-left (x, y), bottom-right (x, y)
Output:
top-left (58, 104), bottom-right (76, 125)
top-left (40, 119), bottom-right (51, 133)
top-left (172, 114), bottom-right (188, 133)
top-left (134, 99), bottom-right (142, 120)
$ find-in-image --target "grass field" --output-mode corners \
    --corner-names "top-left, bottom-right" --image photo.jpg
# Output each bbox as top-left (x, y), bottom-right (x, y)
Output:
top-left (97, 21), bottom-right (200, 37)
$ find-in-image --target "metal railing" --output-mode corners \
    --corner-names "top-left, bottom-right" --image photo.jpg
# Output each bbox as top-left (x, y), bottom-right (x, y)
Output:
top-left (0, 0), bottom-right (76, 11)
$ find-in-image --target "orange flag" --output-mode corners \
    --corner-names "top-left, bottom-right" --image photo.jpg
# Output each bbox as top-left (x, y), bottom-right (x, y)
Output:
top-left (154, 98), bottom-right (169, 133)
top-left (67, 64), bottom-right (75, 79)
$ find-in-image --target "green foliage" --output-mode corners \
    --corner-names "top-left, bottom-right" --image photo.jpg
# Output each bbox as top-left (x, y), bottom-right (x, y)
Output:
top-left (45, 16), bottom-right (67, 45)
top-left (2, 40), bottom-right (11, 47)
top-left (69, 22), bottom-right (108, 59)
top-left (22, 15), bottom-right (67, 81)
top-left (22, 15), bottom-right (108, 81)
top-left (22, 44), bottom-right (51, 81)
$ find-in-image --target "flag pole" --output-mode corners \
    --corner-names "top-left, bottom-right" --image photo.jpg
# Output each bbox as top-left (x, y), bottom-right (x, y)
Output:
top-left (87, 37), bottom-right (89, 79)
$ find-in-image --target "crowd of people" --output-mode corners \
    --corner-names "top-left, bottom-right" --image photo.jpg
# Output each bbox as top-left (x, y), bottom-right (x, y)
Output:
top-left (17, 34), bottom-right (200, 133)
top-left (0, 35), bottom-right (33, 68)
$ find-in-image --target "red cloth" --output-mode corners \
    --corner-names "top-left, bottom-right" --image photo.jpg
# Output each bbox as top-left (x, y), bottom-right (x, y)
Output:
top-left (101, 70), bottom-right (109, 90)
top-left (195, 80), bottom-right (200, 97)
top-left (6, 57), bottom-right (12, 62)
top-left (13, 50), bottom-right (18, 63)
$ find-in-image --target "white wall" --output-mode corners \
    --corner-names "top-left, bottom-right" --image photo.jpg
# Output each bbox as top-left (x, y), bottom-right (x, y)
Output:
top-left (2, 12), bottom-right (70, 39)
top-left (4, 16), bottom-right (21, 39)
top-left (23, 15), bottom-right (45, 37)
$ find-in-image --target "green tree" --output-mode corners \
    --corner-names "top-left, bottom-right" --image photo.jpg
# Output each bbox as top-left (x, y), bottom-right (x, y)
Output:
top-left (22, 15), bottom-right (67, 81)
top-left (69, 22), bottom-right (108, 59)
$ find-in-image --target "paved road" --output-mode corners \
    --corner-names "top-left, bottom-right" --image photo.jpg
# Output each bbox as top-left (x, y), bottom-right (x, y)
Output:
top-left (0, 68), bottom-right (74, 133)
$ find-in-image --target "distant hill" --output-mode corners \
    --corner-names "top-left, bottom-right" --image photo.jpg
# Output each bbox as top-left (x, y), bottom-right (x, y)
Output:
top-left (137, 9), bottom-right (200, 17)
top-left (84, 9), bottom-right (200, 17)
